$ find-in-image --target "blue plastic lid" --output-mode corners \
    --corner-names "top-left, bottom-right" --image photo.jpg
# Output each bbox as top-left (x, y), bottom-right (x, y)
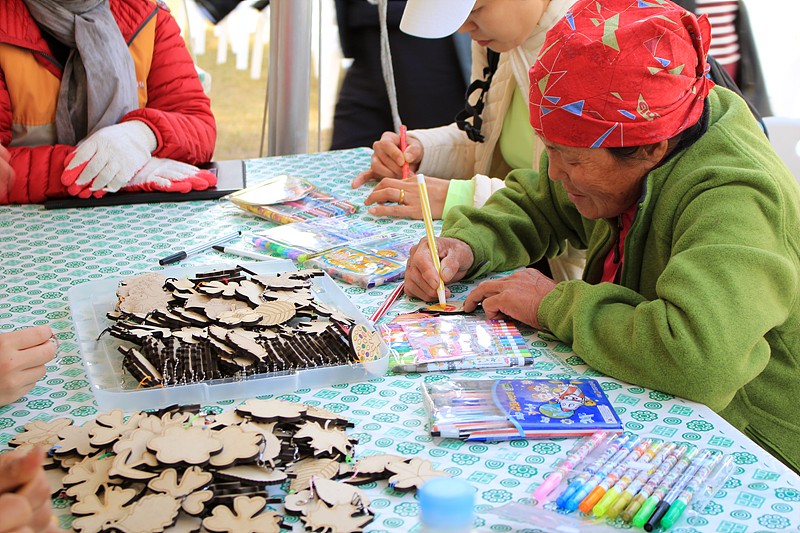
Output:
top-left (418, 477), bottom-right (475, 530)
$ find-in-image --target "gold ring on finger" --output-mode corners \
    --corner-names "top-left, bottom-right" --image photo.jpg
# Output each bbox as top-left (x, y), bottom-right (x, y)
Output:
top-left (399, 189), bottom-right (405, 204)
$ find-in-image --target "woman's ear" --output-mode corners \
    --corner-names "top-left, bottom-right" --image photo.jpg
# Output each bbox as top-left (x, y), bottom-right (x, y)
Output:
top-left (643, 139), bottom-right (670, 164)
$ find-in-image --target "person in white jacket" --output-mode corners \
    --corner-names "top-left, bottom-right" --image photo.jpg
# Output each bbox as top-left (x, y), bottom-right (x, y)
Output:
top-left (351, 0), bottom-right (584, 281)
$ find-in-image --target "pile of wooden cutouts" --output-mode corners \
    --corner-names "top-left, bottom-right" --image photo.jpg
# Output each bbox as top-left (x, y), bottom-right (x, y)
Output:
top-left (9, 399), bottom-right (451, 533)
top-left (102, 267), bottom-right (383, 388)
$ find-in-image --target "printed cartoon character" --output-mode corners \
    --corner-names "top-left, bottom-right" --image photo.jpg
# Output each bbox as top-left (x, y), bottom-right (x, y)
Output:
top-left (538, 384), bottom-right (596, 419)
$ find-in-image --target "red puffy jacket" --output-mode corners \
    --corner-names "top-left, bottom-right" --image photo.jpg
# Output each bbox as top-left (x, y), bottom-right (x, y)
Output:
top-left (0, 0), bottom-right (216, 204)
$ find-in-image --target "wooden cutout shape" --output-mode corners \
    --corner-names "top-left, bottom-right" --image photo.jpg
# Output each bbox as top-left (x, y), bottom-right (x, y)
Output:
top-left (290, 268), bottom-right (325, 280)
top-left (263, 288), bottom-right (315, 309)
top-left (55, 420), bottom-right (99, 457)
top-left (169, 513), bottom-right (203, 533)
top-left (110, 492), bottom-right (182, 533)
top-left (301, 501), bottom-right (374, 533)
top-left (10, 418), bottom-right (72, 447)
top-left (171, 327), bottom-right (207, 344)
top-left (166, 277), bottom-right (196, 293)
top-left (352, 454), bottom-right (405, 474)
top-left (293, 421), bottom-right (356, 458)
top-left (197, 280), bottom-right (242, 299)
top-left (252, 301), bottom-right (296, 326)
top-left (252, 273), bottom-right (310, 290)
top-left (313, 478), bottom-right (371, 509)
top-left (235, 280), bottom-right (267, 306)
top-left (117, 273), bottom-right (172, 316)
top-left (283, 489), bottom-right (316, 515)
top-left (386, 458), bottom-right (451, 491)
top-left (216, 307), bottom-right (264, 327)
top-left (90, 410), bottom-right (145, 447)
top-left (171, 308), bottom-right (211, 326)
top-left (147, 466), bottom-right (214, 516)
top-left (226, 331), bottom-right (268, 360)
top-left (180, 290), bottom-right (214, 310)
top-left (310, 300), bottom-right (334, 317)
top-left (348, 324), bottom-right (382, 362)
top-left (202, 298), bottom-right (250, 320)
top-left (207, 409), bottom-right (247, 429)
top-left (209, 426), bottom-right (263, 467)
top-left (147, 425), bottom-right (223, 466)
top-left (238, 421), bottom-right (281, 467)
top-left (304, 405), bottom-right (351, 428)
top-left (71, 486), bottom-right (139, 533)
top-left (63, 455), bottom-right (119, 500)
top-left (295, 321), bottom-right (331, 336)
top-left (203, 496), bottom-right (283, 533)
top-left (236, 399), bottom-right (307, 422)
top-left (215, 465), bottom-right (288, 485)
top-left (288, 458), bottom-right (341, 492)
top-left (111, 426), bottom-right (161, 480)
top-left (329, 309), bottom-right (355, 326)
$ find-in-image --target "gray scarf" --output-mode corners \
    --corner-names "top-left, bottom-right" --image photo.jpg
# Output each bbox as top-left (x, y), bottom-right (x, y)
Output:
top-left (23, 0), bottom-right (139, 145)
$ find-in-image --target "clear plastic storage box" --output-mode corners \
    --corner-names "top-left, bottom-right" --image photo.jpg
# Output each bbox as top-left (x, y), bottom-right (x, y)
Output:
top-left (68, 260), bottom-right (388, 412)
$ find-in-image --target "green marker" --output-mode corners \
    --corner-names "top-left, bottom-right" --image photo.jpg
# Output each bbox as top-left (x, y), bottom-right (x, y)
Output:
top-left (631, 445), bottom-right (699, 528)
top-left (660, 451), bottom-right (728, 530)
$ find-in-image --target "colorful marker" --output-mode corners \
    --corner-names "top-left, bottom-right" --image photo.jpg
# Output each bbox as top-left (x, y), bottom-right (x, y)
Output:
top-left (556, 432), bottom-right (632, 508)
top-left (632, 445), bottom-right (700, 528)
top-left (579, 437), bottom-right (657, 513)
top-left (659, 450), bottom-right (727, 530)
top-left (563, 436), bottom-right (643, 512)
top-left (591, 439), bottom-right (665, 517)
top-left (644, 449), bottom-right (716, 531)
top-left (533, 431), bottom-right (610, 501)
top-left (606, 441), bottom-right (676, 519)
top-left (621, 443), bottom-right (692, 523)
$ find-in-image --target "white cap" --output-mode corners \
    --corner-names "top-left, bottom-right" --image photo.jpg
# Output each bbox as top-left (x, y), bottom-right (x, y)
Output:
top-left (399, 0), bottom-right (477, 39)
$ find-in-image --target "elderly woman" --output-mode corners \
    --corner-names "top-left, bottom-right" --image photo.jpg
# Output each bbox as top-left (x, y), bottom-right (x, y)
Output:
top-left (404, 0), bottom-right (800, 473)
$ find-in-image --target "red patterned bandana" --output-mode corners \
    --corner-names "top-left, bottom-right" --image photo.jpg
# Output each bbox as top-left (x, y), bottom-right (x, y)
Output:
top-left (530, 0), bottom-right (712, 148)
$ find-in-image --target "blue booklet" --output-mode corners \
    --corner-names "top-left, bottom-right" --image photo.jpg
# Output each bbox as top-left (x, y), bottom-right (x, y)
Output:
top-left (422, 378), bottom-right (623, 440)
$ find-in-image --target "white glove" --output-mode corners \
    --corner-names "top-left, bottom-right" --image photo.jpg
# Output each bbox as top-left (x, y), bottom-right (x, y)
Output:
top-left (121, 157), bottom-right (217, 193)
top-left (61, 120), bottom-right (157, 194)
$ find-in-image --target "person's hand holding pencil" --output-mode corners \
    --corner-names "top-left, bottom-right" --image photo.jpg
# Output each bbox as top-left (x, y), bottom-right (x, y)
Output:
top-left (403, 174), bottom-right (475, 304)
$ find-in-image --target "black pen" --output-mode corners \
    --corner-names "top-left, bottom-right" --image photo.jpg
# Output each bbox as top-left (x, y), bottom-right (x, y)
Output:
top-left (158, 230), bottom-right (242, 266)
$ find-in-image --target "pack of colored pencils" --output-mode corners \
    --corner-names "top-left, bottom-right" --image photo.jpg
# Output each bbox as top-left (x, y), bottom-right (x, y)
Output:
top-left (422, 378), bottom-right (623, 440)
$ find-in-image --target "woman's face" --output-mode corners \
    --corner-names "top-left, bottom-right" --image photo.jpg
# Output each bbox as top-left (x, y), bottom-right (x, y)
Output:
top-left (458, 0), bottom-right (551, 52)
top-left (542, 139), bottom-right (666, 220)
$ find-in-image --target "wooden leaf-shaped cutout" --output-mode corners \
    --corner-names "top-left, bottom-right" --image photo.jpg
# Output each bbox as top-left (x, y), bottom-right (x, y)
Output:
top-left (253, 301), bottom-right (296, 325)
top-left (302, 501), bottom-right (374, 533)
top-left (289, 458), bottom-right (341, 492)
top-left (110, 492), bottom-right (182, 533)
top-left (71, 486), bottom-right (139, 533)
top-left (386, 458), bottom-right (451, 490)
top-left (313, 478), bottom-right (371, 509)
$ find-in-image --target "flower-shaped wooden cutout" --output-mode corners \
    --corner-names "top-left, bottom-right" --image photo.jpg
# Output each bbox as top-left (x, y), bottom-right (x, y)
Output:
top-left (147, 466), bottom-right (214, 516)
top-left (147, 425), bottom-right (223, 466)
top-left (386, 458), bottom-right (451, 491)
top-left (203, 496), bottom-right (283, 533)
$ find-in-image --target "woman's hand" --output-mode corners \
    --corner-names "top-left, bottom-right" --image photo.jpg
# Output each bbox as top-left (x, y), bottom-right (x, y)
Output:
top-left (363, 176), bottom-right (450, 219)
top-left (404, 237), bottom-right (474, 301)
top-left (0, 326), bottom-right (56, 406)
top-left (464, 268), bottom-right (557, 329)
top-left (0, 447), bottom-right (58, 533)
top-left (351, 131), bottom-right (423, 188)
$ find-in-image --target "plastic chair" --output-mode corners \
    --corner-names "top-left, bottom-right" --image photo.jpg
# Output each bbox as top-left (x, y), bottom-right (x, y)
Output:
top-left (764, 116), bottom-right (800, 183)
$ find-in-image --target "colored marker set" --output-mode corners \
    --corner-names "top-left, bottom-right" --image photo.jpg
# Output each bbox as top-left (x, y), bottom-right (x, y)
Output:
top-left (421, 379), bottom-right (622, 440)
top-left (381, 314), bottom-right (533, 373)
top-left (536, 432), bottom-right (735, 530)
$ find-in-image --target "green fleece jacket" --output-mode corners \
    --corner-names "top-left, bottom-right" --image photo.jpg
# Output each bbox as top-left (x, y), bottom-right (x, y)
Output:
top-left (441, 87), bottom-right (800, 473)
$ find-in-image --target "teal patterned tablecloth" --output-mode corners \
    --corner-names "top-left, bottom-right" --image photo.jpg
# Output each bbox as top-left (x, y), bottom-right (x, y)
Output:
top-left (1, 148), bottom-right (798, 533)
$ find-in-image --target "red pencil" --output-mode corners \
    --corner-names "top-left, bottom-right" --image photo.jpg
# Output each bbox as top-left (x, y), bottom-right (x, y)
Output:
top-left (400, 125), bottom-right (410, 181)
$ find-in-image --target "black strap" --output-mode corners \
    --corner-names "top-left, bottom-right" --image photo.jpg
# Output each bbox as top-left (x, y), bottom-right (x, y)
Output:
top-left (455, 49), bottom-right (500, 143)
